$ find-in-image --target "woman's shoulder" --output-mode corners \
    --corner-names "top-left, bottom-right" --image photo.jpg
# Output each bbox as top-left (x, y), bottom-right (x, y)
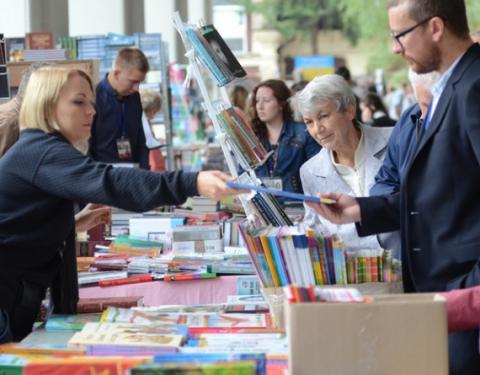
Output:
top-left (17, 129), bottom-right (74, 158)
top-left (287, 120), bottom-right (307, 131)
top-left (362, 123), bottom-right (393, 139)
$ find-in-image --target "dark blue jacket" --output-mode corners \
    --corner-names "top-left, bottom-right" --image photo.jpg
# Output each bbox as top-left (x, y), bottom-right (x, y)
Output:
top-left (254, 120), bottom-right (320, 194)
top-left (357, 44), bottom-right (480, 374)
top-left (0, 129), bottom-right (198, 339)
top-left (370, 104), bottom-right (421, 196)
top-left (89, 76), bottom-right (149, 169)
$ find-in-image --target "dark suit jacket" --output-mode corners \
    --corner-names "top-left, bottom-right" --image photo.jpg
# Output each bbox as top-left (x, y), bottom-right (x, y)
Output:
top-left (357, 43), bottom-right (480, 293)
top-left (356, 43), bottom-right (480, 375)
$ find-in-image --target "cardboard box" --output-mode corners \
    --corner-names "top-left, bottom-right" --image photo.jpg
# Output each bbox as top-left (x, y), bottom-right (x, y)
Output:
top-left (287, 293), bottom-right (448, 375)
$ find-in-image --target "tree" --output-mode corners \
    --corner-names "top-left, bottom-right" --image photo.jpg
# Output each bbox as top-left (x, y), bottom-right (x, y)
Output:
top-left (236, 0), bottom-right (347, 54)
top-left (337, 0), bottom-right (480, 77)
top-left (234, 0), bottom-right (480, 80)
top-left (234, 0), bottom-right (353, 76)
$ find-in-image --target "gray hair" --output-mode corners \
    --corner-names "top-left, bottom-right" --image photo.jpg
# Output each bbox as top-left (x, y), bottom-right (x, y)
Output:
top-left (16, 62), bottom-right (53, 102)
top-left (408, 68), bottom-right (440, 97)
top-left (291, 74), bottom-right (356, 115)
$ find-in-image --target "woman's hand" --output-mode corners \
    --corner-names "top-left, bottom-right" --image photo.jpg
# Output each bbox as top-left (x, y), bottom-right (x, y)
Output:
top-left (196, 171), bottom-right (247, 201)
top-left (306, 192), bottom-right (361, 224)
top-left (75, 203), bottom-right (112, 233)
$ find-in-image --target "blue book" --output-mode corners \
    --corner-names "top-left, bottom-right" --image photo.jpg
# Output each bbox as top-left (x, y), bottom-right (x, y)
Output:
top-left (266, 232), bottom-right (289, 286)
top-left (226, 182), bottom-right (335, 204)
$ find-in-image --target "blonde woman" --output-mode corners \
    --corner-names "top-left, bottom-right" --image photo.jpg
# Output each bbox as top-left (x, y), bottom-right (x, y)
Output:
top-left (0, 67), bottom-right (240, 343)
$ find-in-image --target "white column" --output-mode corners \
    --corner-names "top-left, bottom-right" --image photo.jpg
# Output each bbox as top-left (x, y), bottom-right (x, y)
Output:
top-left (0, 0), bottom-right (29, 37)
top-left (187, 0), bottom-right (212, 25)
top-left (144, 0), bottom-right (187, 63)
top-left (68, 0), bottom-right (126, 36)
top-left (29, 0), bottom-right (69, 40)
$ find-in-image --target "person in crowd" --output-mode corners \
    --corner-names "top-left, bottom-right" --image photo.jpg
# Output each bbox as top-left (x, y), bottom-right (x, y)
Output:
top-left (400, 81), bottom-right (416, 112)
top-left (360, 93), bottom-right (396, 127)
top-left (384, 85), bottom-right (404, 120)
top-left (290, 80), bottom-right (309, 94)
top-left (335, 66), bottom-right (362, 122)
top-left (290, 80), bottom-right (309, 122)
top-left (293, 74), bottom-right (391, 251)
top-left (471, 30), bottom-right (480, 43)
top-left (248, 79), bottom-right (320, 195)
top-left (0, 67), bottom-right (241, 343)
top-left (139, 88), bottom-right (166, 172)
top-left (0, 63), bottom-right (112, 230)
top-left (0, 63), bottom-right (48, 157)
top-left (228, 85), bottom-right (249, 114)
top-left (371, 69), bottom-right (439, 195)
top-left (89, 47), bottom-right (150, 169)
top-left (370, 69), bottom-right (439, 259)
top-left (308, 1), bottom-right (480, 373)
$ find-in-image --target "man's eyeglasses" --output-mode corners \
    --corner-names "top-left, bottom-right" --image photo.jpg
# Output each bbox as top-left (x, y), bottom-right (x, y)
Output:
top-left (390, 16), bottom-right (436, 50)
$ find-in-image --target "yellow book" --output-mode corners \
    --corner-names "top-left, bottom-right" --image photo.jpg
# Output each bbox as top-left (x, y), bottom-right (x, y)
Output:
top-left (259, 234), bottom-right (280, 287)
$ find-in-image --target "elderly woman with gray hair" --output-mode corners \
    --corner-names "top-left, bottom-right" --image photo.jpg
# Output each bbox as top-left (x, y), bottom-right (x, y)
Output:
top-left (293, 74), bottom-right (392, 251)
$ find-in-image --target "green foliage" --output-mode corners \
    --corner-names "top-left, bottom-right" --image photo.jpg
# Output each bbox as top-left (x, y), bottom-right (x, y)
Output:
top-left (234, 0), bottom-right (480, 75)
top-left (234, 0), bottom-right (344, 43)
top-left (466, 0), bottom-right (480, 31)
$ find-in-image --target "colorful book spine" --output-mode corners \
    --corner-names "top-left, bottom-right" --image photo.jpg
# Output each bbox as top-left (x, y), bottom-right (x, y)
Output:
top-left (259, 234), bottom-right (280, 287)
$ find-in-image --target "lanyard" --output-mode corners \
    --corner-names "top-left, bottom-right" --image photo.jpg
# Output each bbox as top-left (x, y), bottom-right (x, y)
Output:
top-left (119, 101), bottom-right (127, 138)
top-left (101, 78), bottom-right (128, 138)
top-left (268, 144), bottom-right (279, 177)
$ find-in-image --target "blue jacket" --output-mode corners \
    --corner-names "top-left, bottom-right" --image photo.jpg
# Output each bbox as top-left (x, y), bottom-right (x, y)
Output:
top-left (89, 76), bottom-right (149, 169)
top-left (370, 104), bottom-right (421, 196)
top-left (254, 120), bottom-right (321, 194)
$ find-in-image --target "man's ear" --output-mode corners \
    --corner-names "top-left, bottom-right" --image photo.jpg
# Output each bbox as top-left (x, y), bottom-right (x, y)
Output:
top-left (430, 16), bottom-right (446, 43)
top-left (111, 68), bottom-right (122, 81)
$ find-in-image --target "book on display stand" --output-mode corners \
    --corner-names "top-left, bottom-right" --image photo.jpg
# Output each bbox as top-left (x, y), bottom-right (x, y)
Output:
top-left (173, 13), bottom-right (292, 227)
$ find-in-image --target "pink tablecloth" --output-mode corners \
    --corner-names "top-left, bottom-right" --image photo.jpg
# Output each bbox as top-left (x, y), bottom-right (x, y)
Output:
top-left (79, 276), bottom-right (240, 306)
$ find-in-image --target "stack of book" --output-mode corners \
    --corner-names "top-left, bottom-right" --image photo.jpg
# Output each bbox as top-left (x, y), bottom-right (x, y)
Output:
top-left (77, 296), bottom-right (144, 313)
top-left (108, 235), bottom-right (164, 257)
top-left (187, 197), bottom-right (218, 214)
top-left (171, 225), bottom-right (223, 255)
top-left (23, 48), bottom-right (68, 61)
top-left (129, 215), bottom-right (185, 246)
top-left (69, 322), bottom-right (187, 355)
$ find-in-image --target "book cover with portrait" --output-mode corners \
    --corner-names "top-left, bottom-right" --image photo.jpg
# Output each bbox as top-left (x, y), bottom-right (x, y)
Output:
top-left (200, 24), bottom-right (247, 79)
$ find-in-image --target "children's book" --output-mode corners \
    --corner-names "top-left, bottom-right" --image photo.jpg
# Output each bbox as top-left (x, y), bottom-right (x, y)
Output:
top-left (69, 322), bottom-right (186, 350)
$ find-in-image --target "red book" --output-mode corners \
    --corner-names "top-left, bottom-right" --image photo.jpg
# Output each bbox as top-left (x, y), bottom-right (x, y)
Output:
top-left (99, 274), bottom-right (152, 287)
top-left (77, 296), bottom-right (144, 313)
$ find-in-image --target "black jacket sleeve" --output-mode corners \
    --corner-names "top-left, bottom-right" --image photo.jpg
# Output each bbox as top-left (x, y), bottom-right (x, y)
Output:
top-left (355, 193), bottom-right (401, 237)
top-left (33, 141), bottom-right (198, 212)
